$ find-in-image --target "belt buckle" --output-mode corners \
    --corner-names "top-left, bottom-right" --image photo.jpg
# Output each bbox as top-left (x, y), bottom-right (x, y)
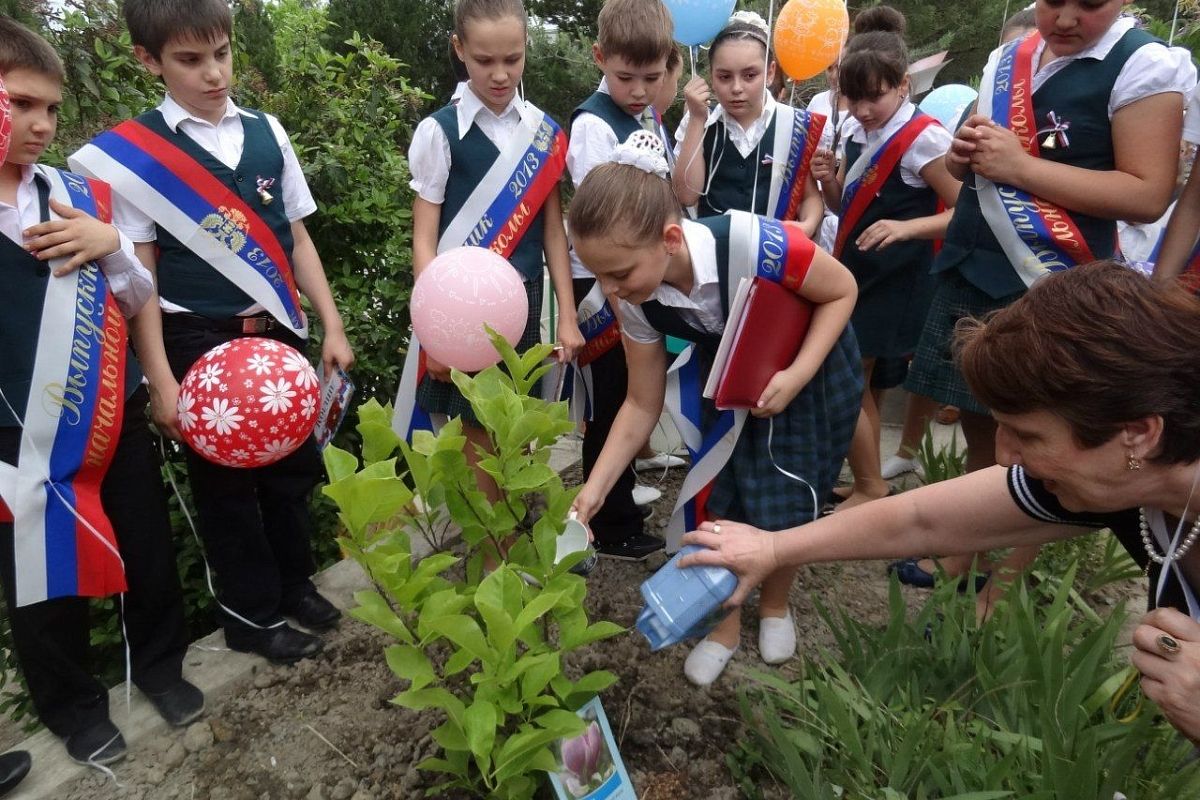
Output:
top-left (241, 317), bottom-right (270, 334)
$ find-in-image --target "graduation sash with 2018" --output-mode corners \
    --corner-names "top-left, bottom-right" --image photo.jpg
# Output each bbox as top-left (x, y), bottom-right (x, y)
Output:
top-left (391, 110), bottom-right (567, 441)
top-left (975, 31), bottom-right (1098, 285)
top-left (0, 167), bottom-right (128, 607)
top-left (662, 211), bottom-right (816, 552)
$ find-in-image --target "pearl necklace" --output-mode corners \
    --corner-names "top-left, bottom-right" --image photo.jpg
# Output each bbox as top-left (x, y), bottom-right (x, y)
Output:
top-left (1139, 507), bottom-right (1200, 565)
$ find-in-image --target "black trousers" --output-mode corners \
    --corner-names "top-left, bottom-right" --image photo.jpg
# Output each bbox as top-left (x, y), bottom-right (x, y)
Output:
top-left (572, 279), bottom-right (643, 545)
top-left (0, 388), bottom-right (187, 738)
top-left (161, 316), bottom-right (321, 638)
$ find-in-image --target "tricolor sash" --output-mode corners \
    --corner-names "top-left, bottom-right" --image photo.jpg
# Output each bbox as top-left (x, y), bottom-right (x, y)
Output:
top-left (834, 111), bottom-right (939, 259)
top-left (393, 106), bottom-right (566, 441)
top-left (652, 107), bottom-right (677, 169)
top-left (975, 32), bottom-right (1098, 287)
top-left (0, 166), bottom-right (128, 607)
top-left (663, 211), bottom-right (817, 551)
top-left (69, 120), bottom-right (308, 337)
top-left (436, 106), bottom-right (567, 258)
top-left (767, 107), bottom-right (826, 222)
top-left (553, 282), bottom-right (622, 423)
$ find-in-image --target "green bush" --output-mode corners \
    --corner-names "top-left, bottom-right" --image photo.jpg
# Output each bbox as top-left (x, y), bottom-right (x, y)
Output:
top-left (730, 569), bottom-right (1200, 799)
top-left (322, 334), bottom-right (622, 799)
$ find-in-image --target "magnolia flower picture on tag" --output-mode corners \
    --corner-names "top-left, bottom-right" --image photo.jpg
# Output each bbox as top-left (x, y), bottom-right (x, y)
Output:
top-left (548, 697), bottom-right (635, 800)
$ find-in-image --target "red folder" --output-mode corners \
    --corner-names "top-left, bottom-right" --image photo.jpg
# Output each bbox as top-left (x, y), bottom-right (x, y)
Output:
top-left (704, 276), bottom-right (813, 410)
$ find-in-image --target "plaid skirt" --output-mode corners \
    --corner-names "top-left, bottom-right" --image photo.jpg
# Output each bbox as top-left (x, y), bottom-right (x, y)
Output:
top-left (904, 269), bottom-right (1024, 415)
top-left (416, 278), bottom-right (544, 427)
top-left (707, 325), bottom-right (862, 530)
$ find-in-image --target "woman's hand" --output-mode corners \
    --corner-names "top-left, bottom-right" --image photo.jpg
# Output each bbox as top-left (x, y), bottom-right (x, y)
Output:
top-left (678, 520), bottom-right (779, 606)
top-left (856, 218), bottom-right (915, 251)
top-left (1132, 607), bottom-right (1200, 744)
top-left (683, 76), bottom-right (712, 121)
top-left (947, 114), bottom-right (991, 168)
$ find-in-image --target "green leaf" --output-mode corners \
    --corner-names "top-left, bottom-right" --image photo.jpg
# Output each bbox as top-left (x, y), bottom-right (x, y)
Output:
top-left (322, 444), bottom-right (359, 483)
top-left (430, 615), bottom-right (494, 664)
top-left (513, 590), bottom-right (563, 634)
top-left (463, 699), bottom-right (498, 761)
top-left (349, 591), bottom-right (413, 643)
top-left (384, 644), bottom-right (434, 690)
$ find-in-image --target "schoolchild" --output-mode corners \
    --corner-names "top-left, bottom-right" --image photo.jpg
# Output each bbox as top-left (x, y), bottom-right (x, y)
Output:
top-left (400, 0), bottom-right (580, 548)
top-left (809, 15), bottom-right (959, 512)
top-left (0, 18), bottom-right (198, 766)
top-left (673, 11), bottom-right (825, 236)
top-left (898, 0), bottom-right (1193, 591)
top-left (71, 0), bottom-right (355, 664)
top-left (566, 0), bottom-right (676, 561)
top-left (1153, 79), bottom-right (1200, 286)
top-left (570, 134), bottom-right (861, 685)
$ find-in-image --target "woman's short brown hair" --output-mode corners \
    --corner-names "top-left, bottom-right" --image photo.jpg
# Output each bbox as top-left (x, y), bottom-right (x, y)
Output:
top-left (958, 261), bottom-right (1200, 464)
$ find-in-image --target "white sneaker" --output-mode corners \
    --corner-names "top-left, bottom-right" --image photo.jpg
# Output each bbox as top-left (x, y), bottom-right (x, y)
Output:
top-left (632, 484), bottom-right (662, 506)
top-left (758, 612), bottom-right (797, 665)
top-left (635, 452), bottom-right (687, 471)
top-left (683, 639), bottom-right (738, 686)
top-left (880, 455), bottom-right (919, 480)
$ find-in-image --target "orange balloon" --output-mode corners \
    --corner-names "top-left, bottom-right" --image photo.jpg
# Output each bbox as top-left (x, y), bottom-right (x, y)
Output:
top-left (773, 0), bottom-right (850, 81)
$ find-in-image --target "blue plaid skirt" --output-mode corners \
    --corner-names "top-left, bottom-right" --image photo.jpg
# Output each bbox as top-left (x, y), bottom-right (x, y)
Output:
top-left (707, 325), bottom-right (862, 530)
top-left (904, 270), bottom-right (1023, 415)
top-left (416, 279), bottom-right (543, 427)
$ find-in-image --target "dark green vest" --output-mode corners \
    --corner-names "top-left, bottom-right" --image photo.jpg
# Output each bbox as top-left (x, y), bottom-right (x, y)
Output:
top-left (937, 27), bottom-right (1156, 298)
top-left (571, 91), bottom-right (642, 144)
top-left (0, 176), bottom-right (142, 428)
top-left (841, 135), bottom-right (939, 291)
top-left (140, 108), bottom-right (295, 318)
top-left (640, 216), bottom-right (733, 357)
top-left (699, 114), bottom-right (776, 218)
top-left (432, 103), bottom-right (548, 282)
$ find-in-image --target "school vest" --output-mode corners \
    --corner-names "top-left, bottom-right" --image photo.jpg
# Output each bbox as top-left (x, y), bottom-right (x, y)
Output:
top-left (841, 138), bottom-right (939, 289)
top-left (937, 27), bottom-right (1156, 298)
top-left (571, 91), bottom-right (643, 144)
top-left (640, 216), bottom-right (732, 357)
top-left (137, 109), bottom-right (295, 317)
top-left (0, 178), bottom-right (142, 428)
top-left (433, 104), bottom-right (547, 282)
top-left (700, 116), bottom-right (777, 218)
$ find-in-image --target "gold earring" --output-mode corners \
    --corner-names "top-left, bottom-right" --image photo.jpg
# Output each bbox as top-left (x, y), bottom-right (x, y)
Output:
top-left (1127, 453), bottom-right (1142, 471)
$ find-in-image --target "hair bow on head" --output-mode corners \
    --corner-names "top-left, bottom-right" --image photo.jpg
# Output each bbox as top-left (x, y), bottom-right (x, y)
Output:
top-left (611, 130), bottom-right (670, 179)
top-left (727, 10), bottom-right (770, 35)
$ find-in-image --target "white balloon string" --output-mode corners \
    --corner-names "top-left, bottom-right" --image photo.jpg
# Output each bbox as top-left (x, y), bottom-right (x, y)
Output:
top-left (1169, 0), bottom-right (1181, 46)
top-left (767, 416), bottom-right (819, 523)
top-left (158, 436), bottom-right (283, 632)
top-left (689, 45), bottom-right (697, 78)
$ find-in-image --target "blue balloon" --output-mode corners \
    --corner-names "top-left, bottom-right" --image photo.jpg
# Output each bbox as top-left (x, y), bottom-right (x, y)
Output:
top-left (919, 84), bottom-right (979, 131)
top-left (665, 0), bottom-right (737, 47)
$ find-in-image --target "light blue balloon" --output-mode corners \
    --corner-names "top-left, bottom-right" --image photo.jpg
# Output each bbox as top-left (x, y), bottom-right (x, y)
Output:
top-left (919, 84), bottom-right (979, 131)
top-left (665, 0), bottom-right (738, 47)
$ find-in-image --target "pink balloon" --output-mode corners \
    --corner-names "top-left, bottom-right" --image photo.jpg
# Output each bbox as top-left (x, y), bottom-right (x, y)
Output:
top-left (0, 74), bottom-right (11, 166)
top-left (411, 247), bottom-right (530, 372)
top-left (178, 337), bottom-right (320, 468)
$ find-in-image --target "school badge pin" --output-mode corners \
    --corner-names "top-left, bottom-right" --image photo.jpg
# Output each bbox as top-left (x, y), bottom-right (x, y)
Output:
top-left (1037, 111), bottom-right (1070, 151)
top-left (256, 176), bottom-right (276, 206)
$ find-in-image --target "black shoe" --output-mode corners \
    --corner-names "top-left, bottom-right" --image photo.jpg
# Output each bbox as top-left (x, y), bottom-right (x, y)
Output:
top-left (144, 679), bottom-right (205, 727)
top-left (64, 720), bottom-right (126, 766)
top-left (0, 751), bottom-right (30, 798)
top-left (282, 591), bottom-right (341, 631)
top-left (596, 533), bottom-right (666, 562)
top-left (226, 623), bottom-right (324, 665)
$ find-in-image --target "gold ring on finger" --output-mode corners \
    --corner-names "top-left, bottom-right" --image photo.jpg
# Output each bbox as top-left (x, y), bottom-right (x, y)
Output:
top-left (1156, 633), bottom-right (1182, 656)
